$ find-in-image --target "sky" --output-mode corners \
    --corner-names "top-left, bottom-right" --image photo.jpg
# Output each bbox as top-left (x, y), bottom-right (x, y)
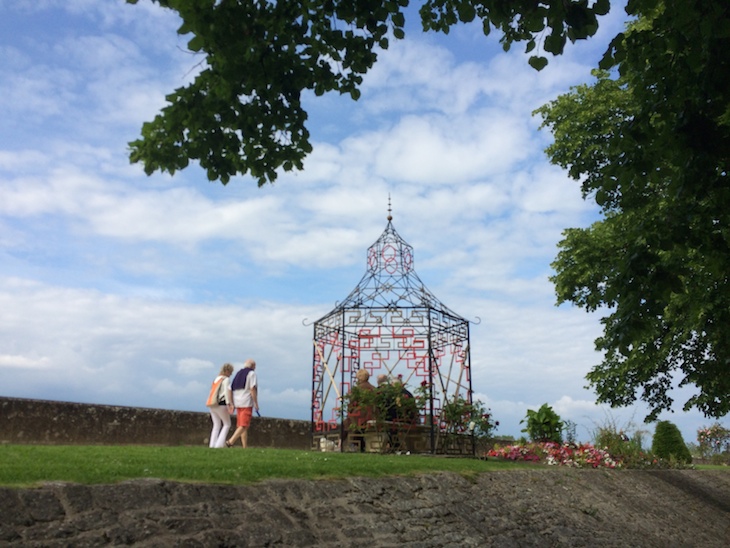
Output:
top-left (0, 0), bottom-right (719, 446)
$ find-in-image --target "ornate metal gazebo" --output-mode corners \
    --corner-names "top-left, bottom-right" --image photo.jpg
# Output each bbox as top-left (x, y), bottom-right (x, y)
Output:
top-left (311, 208), bottom-right (474, 453)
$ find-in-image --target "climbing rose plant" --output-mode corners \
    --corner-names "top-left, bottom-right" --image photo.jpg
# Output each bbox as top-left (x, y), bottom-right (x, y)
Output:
top-left (696, 423), bottom-right (730, 461)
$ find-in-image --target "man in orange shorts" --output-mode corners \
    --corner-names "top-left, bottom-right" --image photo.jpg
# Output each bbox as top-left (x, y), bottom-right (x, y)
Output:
top-left (226, 359), bottom-right (259, 448)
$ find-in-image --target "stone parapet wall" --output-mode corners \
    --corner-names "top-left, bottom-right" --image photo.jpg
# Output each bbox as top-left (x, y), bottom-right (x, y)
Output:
top-left (0, 397), bottom-right (311, 449)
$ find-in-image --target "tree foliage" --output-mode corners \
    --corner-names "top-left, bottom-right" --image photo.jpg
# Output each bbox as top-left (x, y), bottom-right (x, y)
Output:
top-left (651, 420), bottom-right (692, 464)
top-left (126, 0), bottom-right (612, 185)
top-left (535, 2), bottom-right (730, 420)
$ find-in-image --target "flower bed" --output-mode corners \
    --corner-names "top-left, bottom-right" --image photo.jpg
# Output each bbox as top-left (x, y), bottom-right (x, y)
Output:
top-left (487, 442), bottom-right (622, 469)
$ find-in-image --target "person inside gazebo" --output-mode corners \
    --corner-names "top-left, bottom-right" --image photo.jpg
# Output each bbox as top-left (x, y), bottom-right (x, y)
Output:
top-left (342, 369), bottom-right (376, 451)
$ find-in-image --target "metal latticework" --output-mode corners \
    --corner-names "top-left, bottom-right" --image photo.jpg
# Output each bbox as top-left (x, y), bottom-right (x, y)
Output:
top-left (311, 213), bottom-right (473, 453)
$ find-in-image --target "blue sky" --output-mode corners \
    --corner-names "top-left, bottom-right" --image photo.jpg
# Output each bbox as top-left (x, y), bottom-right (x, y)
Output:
top-left (0, 0), bottom-right (717, 445)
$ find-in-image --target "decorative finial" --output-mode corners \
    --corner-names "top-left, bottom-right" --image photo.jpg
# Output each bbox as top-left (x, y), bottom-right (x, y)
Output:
top-left (387, 194), bottom-right (392, 221)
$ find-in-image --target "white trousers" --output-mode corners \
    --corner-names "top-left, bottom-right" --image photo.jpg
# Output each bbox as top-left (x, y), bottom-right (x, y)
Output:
top-left (209, 405), bottom-right (231, 448)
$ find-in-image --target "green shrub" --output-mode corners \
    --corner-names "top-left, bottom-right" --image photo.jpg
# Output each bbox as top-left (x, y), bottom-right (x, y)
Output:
top-left (593, 421), bottom-right (654, 469)
top-left (652, 421), bottom-right (692, 464)
top-left (442, 397), bottom-right (498, 439)
top-left (521, 403), bottom-right (563, 443)
top-left (595, 426), bottom-right (629, 454)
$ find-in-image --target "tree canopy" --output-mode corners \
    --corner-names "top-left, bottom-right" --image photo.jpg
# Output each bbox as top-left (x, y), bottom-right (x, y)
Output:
top-left (126, 0), bottom-right (611, 185)
top-left (535, 2), bottom-right (730, 420)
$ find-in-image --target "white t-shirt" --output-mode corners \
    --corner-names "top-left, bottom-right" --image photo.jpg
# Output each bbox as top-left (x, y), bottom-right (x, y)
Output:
top-left (233, 370), bottom-right (257, 408)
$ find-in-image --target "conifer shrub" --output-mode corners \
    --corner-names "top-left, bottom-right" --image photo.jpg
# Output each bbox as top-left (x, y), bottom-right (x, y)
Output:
top-left (651, 421), bottom-right (692, 464)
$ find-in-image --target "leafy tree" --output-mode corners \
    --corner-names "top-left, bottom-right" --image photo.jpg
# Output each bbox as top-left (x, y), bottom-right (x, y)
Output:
top-left (535, 2), bottom-right (730, 421)
top-left (126, 0), bottom-right (612, 185)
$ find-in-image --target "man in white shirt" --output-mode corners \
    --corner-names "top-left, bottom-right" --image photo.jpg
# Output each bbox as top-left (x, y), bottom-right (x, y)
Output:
top-left (226, 359), bottom-right (259, 448)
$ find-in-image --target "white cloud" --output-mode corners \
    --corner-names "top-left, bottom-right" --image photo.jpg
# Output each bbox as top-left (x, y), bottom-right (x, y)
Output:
top-left (0, 354), bottom-right (51, 369)
top-left (0, 150), bottom-right (49, 172)
top-left (369, 110), bottom-right (532, 184)
top-left (177, 358), bottom-right (215, 376)
top-left (0, 65), bottom-right (75, 120)
top-left (0, 276), bottom-right (316, 411)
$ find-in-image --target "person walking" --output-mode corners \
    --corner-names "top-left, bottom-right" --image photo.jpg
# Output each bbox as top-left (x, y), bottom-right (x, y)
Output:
top-left (206, 363), bottom-right (234, 448)
top-left (226, 359), bottom-right (259, 448)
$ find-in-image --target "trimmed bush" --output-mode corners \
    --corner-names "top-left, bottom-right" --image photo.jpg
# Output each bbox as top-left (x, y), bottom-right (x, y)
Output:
top-left (652, 421), bottom-right (692, 464)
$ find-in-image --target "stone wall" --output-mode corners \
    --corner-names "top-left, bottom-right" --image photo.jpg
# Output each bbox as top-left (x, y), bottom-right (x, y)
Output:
top-left (0, 397), bottom-right (311, 449)
top-left (2, 470), bottom-right (729, 546)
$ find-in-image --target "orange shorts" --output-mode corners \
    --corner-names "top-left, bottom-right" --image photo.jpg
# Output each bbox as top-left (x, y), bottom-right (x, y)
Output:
top-left (236, 407), bottom-right (253, 428)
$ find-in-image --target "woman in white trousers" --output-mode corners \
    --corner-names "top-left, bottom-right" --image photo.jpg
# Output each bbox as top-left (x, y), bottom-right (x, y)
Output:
top-left (206, 363), bottom-right (234, 448)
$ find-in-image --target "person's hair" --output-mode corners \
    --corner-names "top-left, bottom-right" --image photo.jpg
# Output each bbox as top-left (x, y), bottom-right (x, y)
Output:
top-left (377, 374), bottom-right (389, 385)
top-left (244, 358), bottom-right (256, 369)
top-left (356, 369), bottom-right (370, 381)
top-left (220, 363), bottom-right (234, 376)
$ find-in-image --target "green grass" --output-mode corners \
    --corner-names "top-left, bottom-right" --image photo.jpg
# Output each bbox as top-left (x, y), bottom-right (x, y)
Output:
top-left (694, 464), bottom-right (730, 471)
top-left (0, 445), bottom-right (528, 488)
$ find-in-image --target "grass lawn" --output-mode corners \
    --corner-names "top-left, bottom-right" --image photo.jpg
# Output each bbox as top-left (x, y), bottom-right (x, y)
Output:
top-left (693, 464), bottom-right (730, 471)
top-left (0, 445), bottom-right (528, 488)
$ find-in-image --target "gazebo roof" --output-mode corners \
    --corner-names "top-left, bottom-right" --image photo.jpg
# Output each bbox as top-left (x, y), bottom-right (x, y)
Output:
top-left (319, 216), bottom-right (467, 323)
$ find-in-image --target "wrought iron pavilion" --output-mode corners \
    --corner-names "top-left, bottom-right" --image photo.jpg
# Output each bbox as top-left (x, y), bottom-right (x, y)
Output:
top-left (311, 208), bottom-right (474, 453)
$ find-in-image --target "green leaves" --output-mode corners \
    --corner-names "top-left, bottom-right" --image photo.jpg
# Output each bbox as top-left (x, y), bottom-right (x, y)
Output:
top-left (528, 55), bottom-right (548, 71)
top-left (593, 0), bottom-right (611, 16)
top-left (651, 421), bottom-right (692, 463)
top-left (127, 0), bottom-right (404, 185)
top-left (538, 3), bottom-right (730, 420)
top-left (520, 404), bottom-right (563, 443)
top-left (128, 0), bottom-right (619, 185)
top-left (186, 35), bottom-right (204, 52)
top-left (421, 0), bottom-right (608, 61)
